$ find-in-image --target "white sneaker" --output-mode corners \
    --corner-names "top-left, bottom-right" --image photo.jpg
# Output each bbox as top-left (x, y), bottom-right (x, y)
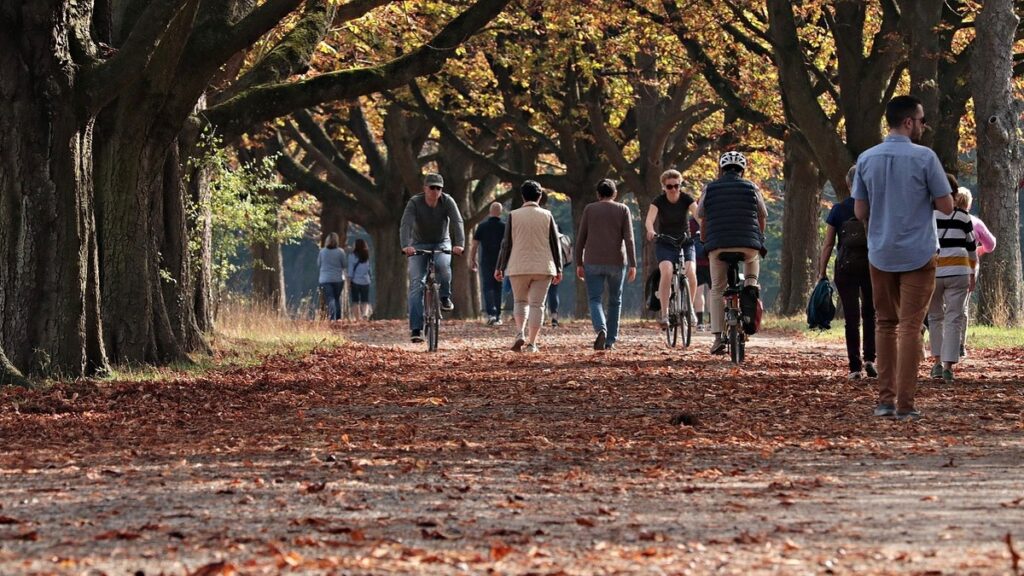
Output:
top-left (526, 343), bottom-right (540, 353)
top-left (848, 371), bottom-right (864, 380)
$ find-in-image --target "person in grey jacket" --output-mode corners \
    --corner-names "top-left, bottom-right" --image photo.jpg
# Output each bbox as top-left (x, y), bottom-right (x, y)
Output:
top-left (400, 173), bottom-right (465, 343)
top-left (318, 232), bottom-right (347, 321)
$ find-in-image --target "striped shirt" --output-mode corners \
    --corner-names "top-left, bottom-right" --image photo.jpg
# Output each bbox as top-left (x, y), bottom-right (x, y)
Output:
top-left (934, 209), bottom-right (976, 277)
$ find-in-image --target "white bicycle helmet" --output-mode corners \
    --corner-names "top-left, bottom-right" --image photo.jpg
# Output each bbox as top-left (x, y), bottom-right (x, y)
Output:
top-left (719, 151), bottom-right (747, 170)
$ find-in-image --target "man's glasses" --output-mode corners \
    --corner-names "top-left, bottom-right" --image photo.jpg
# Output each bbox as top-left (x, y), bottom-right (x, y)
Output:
top-left (428, 185), bottom-right (443, 191)
top-left (664, 183), bottom-right (680, 190)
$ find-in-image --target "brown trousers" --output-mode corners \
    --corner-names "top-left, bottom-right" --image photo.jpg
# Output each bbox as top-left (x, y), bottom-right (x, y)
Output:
top-left (869, 258), bottom-right (936, 413)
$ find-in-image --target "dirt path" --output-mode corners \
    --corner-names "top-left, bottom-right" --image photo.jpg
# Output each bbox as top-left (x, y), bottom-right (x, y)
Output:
top-left (0, 320), bottom-right (1022, 575)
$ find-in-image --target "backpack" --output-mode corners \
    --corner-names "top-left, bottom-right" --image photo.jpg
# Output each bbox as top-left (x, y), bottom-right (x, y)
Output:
top-left (807, 278), bottom-right (836, 330)
top-left (558, 234), bottom-right (574, 265)
top-left (836, 217), bottom-right (868, 275)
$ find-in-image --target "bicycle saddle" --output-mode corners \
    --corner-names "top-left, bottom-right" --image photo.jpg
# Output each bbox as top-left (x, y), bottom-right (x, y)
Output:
top-left (718, 252), bottom-right (747, 264)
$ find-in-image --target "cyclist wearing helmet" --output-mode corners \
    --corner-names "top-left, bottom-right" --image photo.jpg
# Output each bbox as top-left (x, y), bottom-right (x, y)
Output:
top-left (697, 151), bottom-right (768, 355)
top-left (645, 169), bottom-right (699, 329)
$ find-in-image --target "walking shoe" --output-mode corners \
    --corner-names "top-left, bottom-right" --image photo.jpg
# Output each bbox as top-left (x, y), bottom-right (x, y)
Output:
top-left (526, 343), bottom-right (540, 353)
top-left (942, 368), bottom-right (954, 383)
top-left (930, 362), bottom-right (943, 379)
top-left (551, 317), bottom-right (559, 328)
top-left (486, 316), bottom-right (497, 326)
top-left (493, 317), bottom-right (503, 326)
top-left (960, 345), bottom-right (967, 358)
top-left (440, 297), bottom-right (455, 311)
top-left (659, 316), bottom-right (670, 329)
top-left (709, 336), bottom-right (727, 355)
top-left (864, 362), bottom-right (878, 378)
top-left (696, 323), bottom-right (706, 332)
top-left (873, 404), bottom-right (896, 418)
top-left (604, 343), bottom-right (615, 350)
top-left (688, 309), bottom-right (698, 325)
top-left (848, 371), bottom-right (863, 380)
top-left (410, 329), bottom-right (424, 343)
top-left (895, 409), bottom-right (923, 421)
top-left (511, 337), bottom-right (525, 352)
top-left (594, 330), bottom-right (607, 351)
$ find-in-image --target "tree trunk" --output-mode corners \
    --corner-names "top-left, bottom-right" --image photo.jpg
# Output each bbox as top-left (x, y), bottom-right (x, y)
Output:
top-left (251, 240), bottom-right (287, 314)
top-left (320, 199), bottom-right (348, 247)
top-left (187, 161), bottom-right (214, 332)
top-left (973, 1), bottom-right (1024, 326)
top-left (570, 193), bottom-right (588, 319)
top-left (777, 136), bottom-right (823, 316)
top-left (368, 224), bottom-right (405, 319)
top-left (0, 1), bottom-right (109, 380)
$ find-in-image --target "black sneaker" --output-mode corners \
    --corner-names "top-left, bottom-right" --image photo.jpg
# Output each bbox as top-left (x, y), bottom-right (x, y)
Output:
top-left (709, 337), bottom-right (726, 355)
top-left (594, 330), bottom-right (607, 350)
top-left (551, 317), bottom-right (560, 328)
top-left (486, 316), bottom-right (496, 326)
top-left (895, 409), bottom-right (923, 422)
top-left (440, 297), bottom-right (455, 311)
top-left (410, 329), bottom-right (424, 343)
top-left (873, 403), bottom-right (896, 418)
top-left (864, 362), bottom-right (878, 378)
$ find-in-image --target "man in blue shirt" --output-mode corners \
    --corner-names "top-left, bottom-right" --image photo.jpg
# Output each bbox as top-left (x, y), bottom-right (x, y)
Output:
top-left (469, 202), bottom-right (506, 325)
top-left (853, 95), bottom-right (953, 421)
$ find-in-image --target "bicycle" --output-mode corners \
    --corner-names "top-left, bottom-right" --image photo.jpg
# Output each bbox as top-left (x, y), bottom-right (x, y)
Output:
top-left (407, 249), bottom-right (452, 352)
top-left (718, 251), bottom-right (748, 364)
top-left (655, 233), bottom-right (694, 348)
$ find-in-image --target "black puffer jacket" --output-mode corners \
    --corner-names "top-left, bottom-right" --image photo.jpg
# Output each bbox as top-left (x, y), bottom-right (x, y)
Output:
top-left (701, 172), bottom-right (765, 255)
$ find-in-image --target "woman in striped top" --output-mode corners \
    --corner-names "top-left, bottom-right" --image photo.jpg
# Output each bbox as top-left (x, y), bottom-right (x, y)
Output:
top-left (927, 187), bottom-right (977, 382)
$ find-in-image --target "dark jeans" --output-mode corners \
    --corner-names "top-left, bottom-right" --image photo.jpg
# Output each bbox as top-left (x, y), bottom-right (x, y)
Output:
top-left (321, 281), bottom-right (344, 321)
top-left (835, 271), bottom-right (875, 372)
top-left (546, 281), bottom-right (559, 314)
top-left (480, 270), bottom-right (503, 318)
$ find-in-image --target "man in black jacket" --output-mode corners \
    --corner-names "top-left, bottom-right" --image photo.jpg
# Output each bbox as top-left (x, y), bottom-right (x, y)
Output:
top-left (697, 152), bottom-right (768, 354)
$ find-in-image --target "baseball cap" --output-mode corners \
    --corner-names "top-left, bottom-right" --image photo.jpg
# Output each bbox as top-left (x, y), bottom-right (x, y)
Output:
top-left (424, 173), bottom-right (444, 188)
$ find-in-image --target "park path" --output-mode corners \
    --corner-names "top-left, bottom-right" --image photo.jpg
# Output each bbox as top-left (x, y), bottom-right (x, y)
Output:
top-left (0, 319), bottom-right (1022, 575)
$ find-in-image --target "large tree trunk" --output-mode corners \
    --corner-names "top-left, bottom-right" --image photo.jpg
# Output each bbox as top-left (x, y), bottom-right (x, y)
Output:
top-left (0, 1), bottom-right (108, 380)
top-left (368, 224), bottom-right (405, 319)
top-left (777, 136), bottom-right (823, 316)
top-left (320, 199), bottom-right (348, 247)
top-left (251, 240), bottom-right (287, 314)
top-left (973, 1), bottom-right (1024, 327)
top-left (187, 161), bottom-right (214, 332)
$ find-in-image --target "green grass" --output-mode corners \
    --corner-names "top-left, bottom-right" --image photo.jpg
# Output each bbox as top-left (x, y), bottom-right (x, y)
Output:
top-left (105, 301), bottom-right (345, 382)
top-left (763, 314), bottom-right (1024, 350)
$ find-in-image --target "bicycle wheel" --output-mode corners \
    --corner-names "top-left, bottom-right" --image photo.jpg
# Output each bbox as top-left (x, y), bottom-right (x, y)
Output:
top-left (728, 321), bottom-right (742, 364)
top-left (665, 277), bottom-right (679, 347)
top-left (427, 284), bottom-right (440, 352)
top-left (680, 281), bottom-right (693, 348)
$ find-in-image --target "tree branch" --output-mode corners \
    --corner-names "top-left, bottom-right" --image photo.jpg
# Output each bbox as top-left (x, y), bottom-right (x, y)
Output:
top-left (203, 0), bottom-right (512, 138)
top-left (80, 0), bottom-right (190, 112)
top-left (270, 134), bottom-right (372, 223)
top-left (345, 104), bottom-right (389, 180)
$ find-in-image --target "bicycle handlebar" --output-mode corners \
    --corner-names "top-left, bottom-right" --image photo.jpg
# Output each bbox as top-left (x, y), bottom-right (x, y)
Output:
top-left (405, 249), bottom-right (454, 257)
top-left (654, 233), bottom-right (693, 248)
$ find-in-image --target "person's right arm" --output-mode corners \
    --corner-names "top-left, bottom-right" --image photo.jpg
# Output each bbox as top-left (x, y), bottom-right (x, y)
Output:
top-left (933, 194), bottom-right (954, 216)
top-left (623, 205), bottom-right (637, 282)
top-left (468, 239), bottom-right (480, 271)
top-left (817, 225), bottom-right (836, 280)
top-left (400, 199), bottom-right (416, 255)
top-left (645, 203), bottom-right (659, 241)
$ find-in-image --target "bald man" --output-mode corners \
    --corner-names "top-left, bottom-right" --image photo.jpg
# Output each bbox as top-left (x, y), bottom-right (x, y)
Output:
top-left (470, 202), bottom-right (506, 324)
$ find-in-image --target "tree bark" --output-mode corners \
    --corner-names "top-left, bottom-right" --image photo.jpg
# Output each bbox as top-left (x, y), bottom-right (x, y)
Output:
top-left (368, 225), bottom-right (405, 319)
top-left (251, 240), bottom-right (287, 314)
top-left (973, 0), bottom-right (1024, 326)
top-left (0, 0), bottom-right (109, 380)
top-left (777, 136), bottom-right (823, 316)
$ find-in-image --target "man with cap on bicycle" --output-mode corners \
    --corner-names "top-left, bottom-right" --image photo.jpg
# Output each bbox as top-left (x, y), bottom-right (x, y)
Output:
top-left (401, 173), bottom-right (466, 343)
top-left (697, 152), bottom-right (768, 355)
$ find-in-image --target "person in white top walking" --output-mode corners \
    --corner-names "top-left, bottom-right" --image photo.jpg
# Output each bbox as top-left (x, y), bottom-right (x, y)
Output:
top-left (927, 187), bottom-right (977, 382)
top-left (495, 181), bottom-right (563, 352)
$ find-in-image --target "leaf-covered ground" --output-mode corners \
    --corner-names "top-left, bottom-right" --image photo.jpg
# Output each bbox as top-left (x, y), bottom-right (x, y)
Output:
top-left (1, 320), bottom-right (1022, 575)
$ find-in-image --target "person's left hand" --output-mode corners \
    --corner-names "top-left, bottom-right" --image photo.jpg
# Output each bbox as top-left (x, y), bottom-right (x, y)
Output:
top-left (552, 272), bottom-right (563, 285)
top-left (452, 246), bottom-right (464, 255)
top-left (627, 266), bottom-right (637, 282)
top-left (969, 274), bottom-right (976, 292)
top-left (576, 265), bottom-right (585, 279)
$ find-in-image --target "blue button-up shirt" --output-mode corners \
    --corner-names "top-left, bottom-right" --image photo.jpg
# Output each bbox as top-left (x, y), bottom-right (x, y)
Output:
top-left (852, 135), bottom-right (952, 272)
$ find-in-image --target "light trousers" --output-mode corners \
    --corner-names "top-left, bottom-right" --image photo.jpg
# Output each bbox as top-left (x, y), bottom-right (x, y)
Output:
top-left (510, 274), bottom-right (553, 342)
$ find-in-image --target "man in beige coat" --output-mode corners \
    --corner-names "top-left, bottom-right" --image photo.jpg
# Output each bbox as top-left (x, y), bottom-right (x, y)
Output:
top-left (495, 181), bottom-right (563, 352)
